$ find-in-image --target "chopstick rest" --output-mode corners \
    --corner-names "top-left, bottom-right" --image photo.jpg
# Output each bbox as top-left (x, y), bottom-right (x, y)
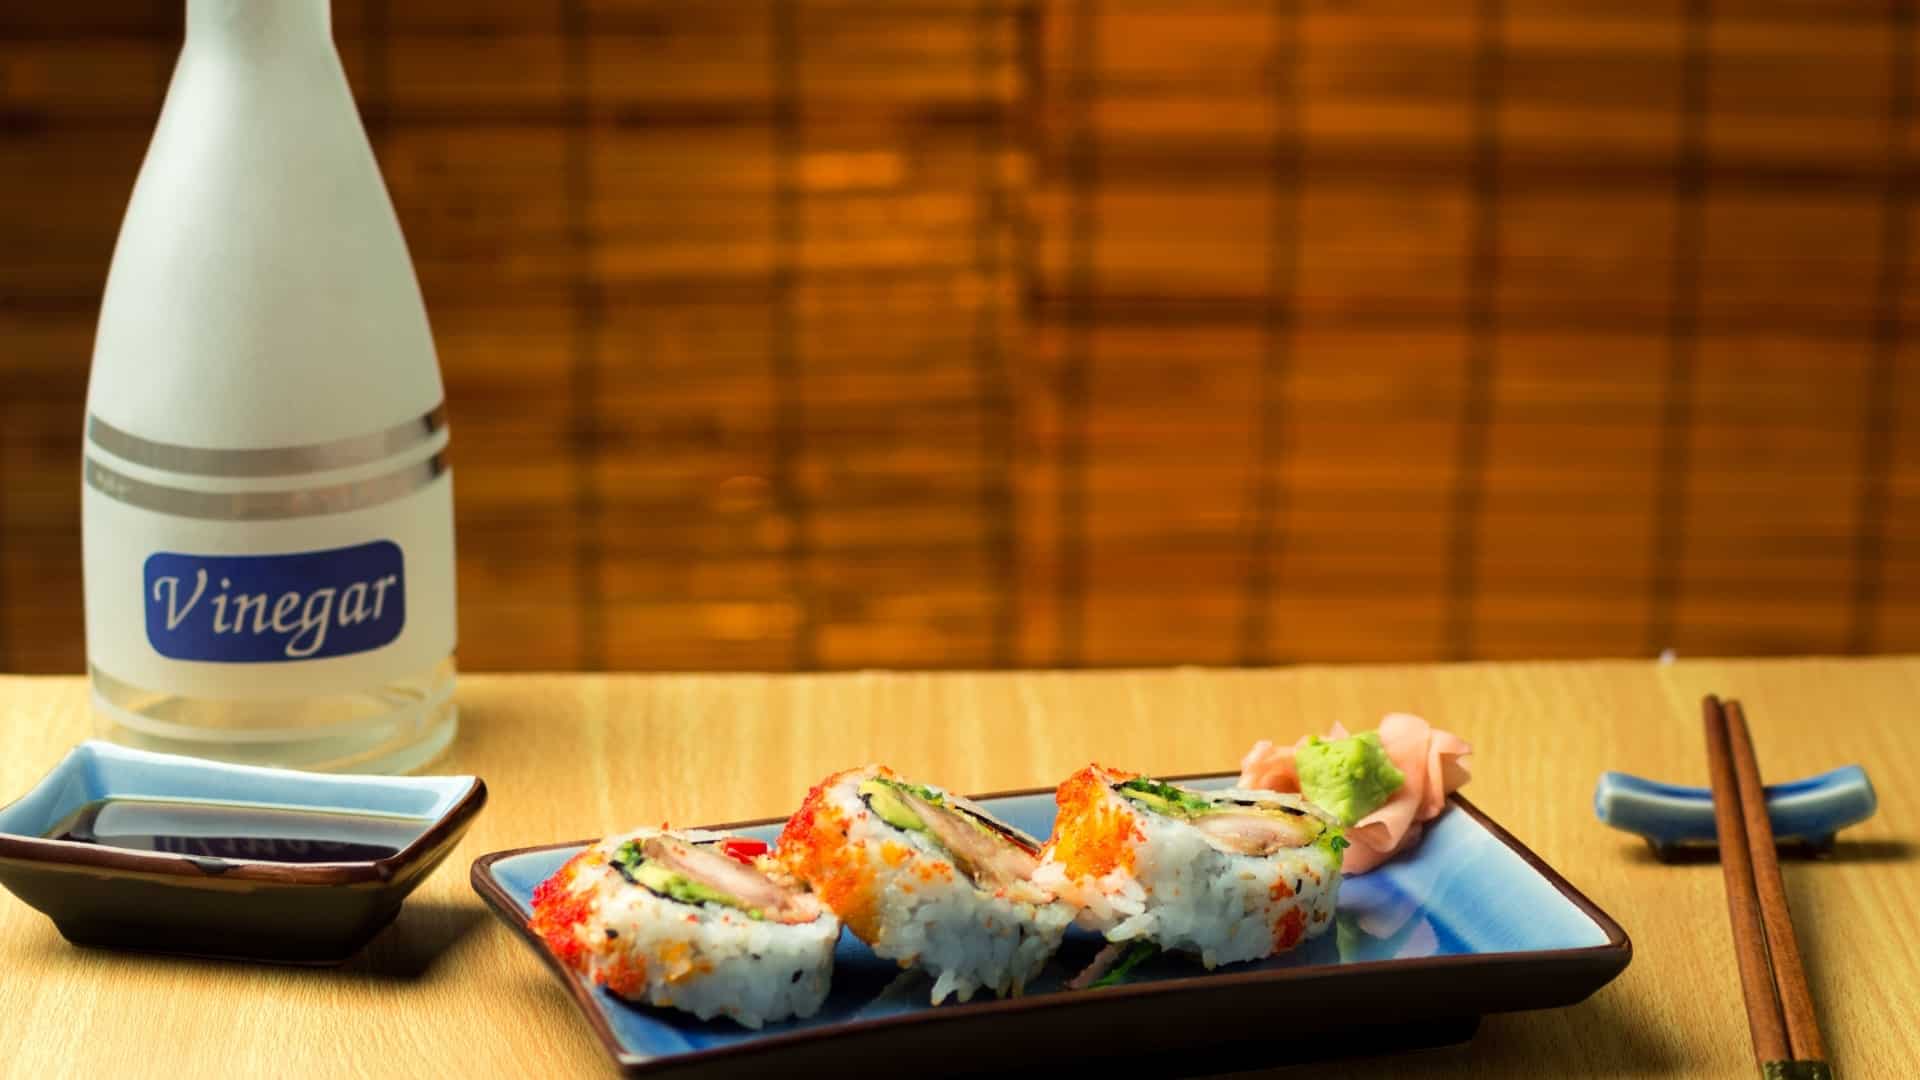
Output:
top-left (1593, 765), bottom-right (1875, 858)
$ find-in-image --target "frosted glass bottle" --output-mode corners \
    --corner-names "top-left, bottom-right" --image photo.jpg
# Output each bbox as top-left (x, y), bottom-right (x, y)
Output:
top-left (81, 0), bottom-right (458, 773)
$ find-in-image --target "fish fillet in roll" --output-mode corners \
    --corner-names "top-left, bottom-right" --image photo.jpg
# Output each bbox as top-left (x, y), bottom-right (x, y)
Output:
top-left (531, 827), bottom-right (839, 1028)
top-left (778, 765), bottom-right (1074, 1003)
top-left (1035, 765), bottom-right (1344, 968)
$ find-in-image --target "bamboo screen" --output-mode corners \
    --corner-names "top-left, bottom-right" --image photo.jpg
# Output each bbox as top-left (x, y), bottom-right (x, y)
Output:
top-left (2, 1), bottom-right (1915, 673)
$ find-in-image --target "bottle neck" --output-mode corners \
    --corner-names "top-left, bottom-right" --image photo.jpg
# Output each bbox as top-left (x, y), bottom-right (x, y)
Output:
top-left (185, 0), bottom-right (333, 55)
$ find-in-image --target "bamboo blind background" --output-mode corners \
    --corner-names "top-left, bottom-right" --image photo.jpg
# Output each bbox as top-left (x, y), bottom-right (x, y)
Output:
top-left (2, 1), bottom-right (1916, 673)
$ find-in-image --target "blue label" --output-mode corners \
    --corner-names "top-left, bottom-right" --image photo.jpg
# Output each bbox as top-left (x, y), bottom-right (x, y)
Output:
top-left (143, 542), bottom-right (406, 663)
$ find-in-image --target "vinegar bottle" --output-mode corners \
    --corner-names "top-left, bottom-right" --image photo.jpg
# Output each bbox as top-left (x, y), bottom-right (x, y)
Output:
top-left (81, 0), bottom-right (458, 772)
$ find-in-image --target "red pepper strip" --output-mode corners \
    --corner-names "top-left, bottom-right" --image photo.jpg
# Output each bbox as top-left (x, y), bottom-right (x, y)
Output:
top-left (720, 838), bottom-right (768, 864)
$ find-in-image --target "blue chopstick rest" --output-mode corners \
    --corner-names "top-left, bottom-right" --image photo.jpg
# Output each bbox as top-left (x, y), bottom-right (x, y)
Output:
top-left (1594, 765), bottom-right (1876, 856)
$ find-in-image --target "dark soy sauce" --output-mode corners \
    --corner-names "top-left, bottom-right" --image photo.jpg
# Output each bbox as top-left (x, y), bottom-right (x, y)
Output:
top-left (44, 797), bottom-right (428, 863)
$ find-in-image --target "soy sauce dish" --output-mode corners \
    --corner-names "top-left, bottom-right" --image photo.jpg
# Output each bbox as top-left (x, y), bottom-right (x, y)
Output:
top-left (0, 740), bottom-right (485, 965)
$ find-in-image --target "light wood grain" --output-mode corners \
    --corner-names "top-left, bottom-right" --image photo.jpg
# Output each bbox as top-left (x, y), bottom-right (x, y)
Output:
top-left (0, 659), bottom-right (1914, 1077)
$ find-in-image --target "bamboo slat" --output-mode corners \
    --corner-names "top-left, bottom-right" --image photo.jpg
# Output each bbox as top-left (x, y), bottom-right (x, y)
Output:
top-left (1, 0), bottom-right (1916, 672)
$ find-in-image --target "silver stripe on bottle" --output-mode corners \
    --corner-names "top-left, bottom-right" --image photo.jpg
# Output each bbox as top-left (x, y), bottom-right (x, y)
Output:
top-left (85, 452), bottom-right (448, 521)
top-left (85, 405), bottom-right (447, 478)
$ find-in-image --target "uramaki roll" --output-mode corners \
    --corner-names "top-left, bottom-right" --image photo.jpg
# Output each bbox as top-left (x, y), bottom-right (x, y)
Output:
top-left (531, 827), bottom-right (839, 1028)
top-left (778, 765), bottom-right (1073, 1003)
top-left (1035, 765), bottom-right (1344, 968)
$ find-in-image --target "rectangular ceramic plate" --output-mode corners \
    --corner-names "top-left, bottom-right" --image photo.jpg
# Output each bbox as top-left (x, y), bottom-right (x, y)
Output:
top-left (473, 776), bottom-right (1629, 1077)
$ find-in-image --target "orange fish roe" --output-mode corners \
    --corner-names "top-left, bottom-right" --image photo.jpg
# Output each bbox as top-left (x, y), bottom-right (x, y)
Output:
top-left (879, 840), bottom-right (910, 867)
top-left (530, 850), bottom-right (599, 967)
top-left (1047, 765), bottom-right (1145, 880)
top-left (777, 772), bottom-right (843, 856)
top-left (599, 952), bottom-right (649, 998)
top-left (657, 940), bottom-right (700, 983)
top-left (779, 777), bottom-right (881, 941)
top-left (912, 859), bottom-right (954, 884)
top-left (1272, 907), bottom-right (1306, 951)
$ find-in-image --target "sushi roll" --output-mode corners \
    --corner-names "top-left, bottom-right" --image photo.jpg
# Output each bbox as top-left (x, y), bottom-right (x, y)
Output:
top-left (1035, 765), bottom-right (1345, 968)
top-left (777, 765), bottom-right (1073, 1003)
top-left (530, 827), bottom-right (839, 1029)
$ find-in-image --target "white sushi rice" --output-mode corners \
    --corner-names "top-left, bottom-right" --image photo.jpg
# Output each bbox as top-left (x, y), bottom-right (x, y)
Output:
top-left (805, 769), bottom-right (1074, 1003)
top-left (1036, 780), bottom-right (1341, 969)
top-left (546, 828), bottom-right (839, 1029)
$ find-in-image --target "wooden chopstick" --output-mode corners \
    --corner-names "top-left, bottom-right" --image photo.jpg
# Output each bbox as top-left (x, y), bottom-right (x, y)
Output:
top-left (1724, 699), bottom-right (1827, 1065)
top-left (1702, 696), bottom-right (1791, 1064)
top-left (1702, 695), bottom-right (1832, 1079)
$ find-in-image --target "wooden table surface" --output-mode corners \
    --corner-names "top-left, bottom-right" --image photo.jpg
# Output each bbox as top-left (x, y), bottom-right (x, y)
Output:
top-left (1, 659), bottom-right (1913, 1078)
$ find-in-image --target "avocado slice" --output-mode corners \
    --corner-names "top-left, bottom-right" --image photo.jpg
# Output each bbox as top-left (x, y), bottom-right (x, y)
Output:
top-left (632, 861), bottom-right (756, 914)
top-left (613, 841), bottom-right (764, 918)
top-left (1115, 778), bottom-right (1329, 841)
top-left (1117, 785), bottom-right (1186, 818)
top-left (1114, 777), bottom-right (1217, 819)
top-left (858, 778), bottom-right (927, 833)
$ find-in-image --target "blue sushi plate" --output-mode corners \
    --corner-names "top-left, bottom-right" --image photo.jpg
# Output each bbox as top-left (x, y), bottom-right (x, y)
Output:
top-left (472, 776), bottom-right (1629, 1077)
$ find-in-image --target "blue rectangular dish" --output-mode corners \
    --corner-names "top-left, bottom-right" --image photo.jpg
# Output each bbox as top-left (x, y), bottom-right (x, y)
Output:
top-left (472, 774), bottom-right (1629, 1076)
